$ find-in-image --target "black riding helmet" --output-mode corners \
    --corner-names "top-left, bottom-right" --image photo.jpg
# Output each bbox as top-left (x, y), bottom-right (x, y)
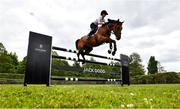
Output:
top-left (101, 10), bottom-right (108, 15)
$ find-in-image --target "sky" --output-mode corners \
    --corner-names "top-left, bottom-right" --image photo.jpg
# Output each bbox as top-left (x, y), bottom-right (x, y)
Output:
top-left (0, 0), bottom-right (180, 72)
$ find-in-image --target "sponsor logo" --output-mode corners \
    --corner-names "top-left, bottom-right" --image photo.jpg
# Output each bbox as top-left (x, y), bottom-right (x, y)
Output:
top-left (34, 44), bottom-right (47, 52)
top-left (40, 44), bottom-right (43, 49)
top-left (83, 68), bottom-right (106, 73)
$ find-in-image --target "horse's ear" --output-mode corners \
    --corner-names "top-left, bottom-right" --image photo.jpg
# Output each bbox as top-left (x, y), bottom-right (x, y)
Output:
top-left (108, 19), bottom-right (111, 22)
top-left (117, 19), bottom-right (119, 22)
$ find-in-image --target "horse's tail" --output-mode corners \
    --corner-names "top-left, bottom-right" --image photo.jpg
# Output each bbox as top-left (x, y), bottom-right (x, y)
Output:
top-left (75, 39), bottom-right (80, 50)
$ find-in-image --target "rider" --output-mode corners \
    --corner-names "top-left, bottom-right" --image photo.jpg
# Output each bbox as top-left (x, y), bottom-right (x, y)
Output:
top-left (87, 10), bottom-right (108, 37)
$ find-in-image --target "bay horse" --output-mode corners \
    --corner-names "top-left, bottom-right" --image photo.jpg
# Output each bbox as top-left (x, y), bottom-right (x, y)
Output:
top-left (75, 19), bottom-right (124, 63)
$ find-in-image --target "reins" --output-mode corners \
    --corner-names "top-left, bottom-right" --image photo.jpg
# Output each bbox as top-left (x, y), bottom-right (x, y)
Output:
top-left (106, 24), bottom-right (115, 35)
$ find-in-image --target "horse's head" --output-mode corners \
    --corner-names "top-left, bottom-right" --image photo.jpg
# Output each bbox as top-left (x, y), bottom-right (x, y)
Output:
top-left (108, 19), bottom-right (124, 40)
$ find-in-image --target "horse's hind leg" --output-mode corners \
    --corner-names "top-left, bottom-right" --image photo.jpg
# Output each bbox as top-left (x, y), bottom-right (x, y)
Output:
top-left (80, 47), bottom-right (93, 64)
top-left (77, 50), bottom-right (80, 60)
top-left (77, 49), bottom-right (84, 60)
top-left (85, 47), bottom-right (93, 54)
top-left (77, 49), bottom-right (85, 64)
top-left (81, 50), bottom-right (86, 64)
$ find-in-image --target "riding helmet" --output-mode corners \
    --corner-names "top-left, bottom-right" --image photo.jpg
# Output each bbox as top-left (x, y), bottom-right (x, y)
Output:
top-left (101, 10), bottom-right (108, 15)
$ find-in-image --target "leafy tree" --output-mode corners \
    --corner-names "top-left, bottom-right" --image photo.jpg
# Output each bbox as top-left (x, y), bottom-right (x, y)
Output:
top-left (108, 61), bottom-right (120, 73)
top-left (0, 42), bottom-right (7, 54)
top-left (82, 57), bottom-right (113, 71)
top-left (8, 52), bottom-right (18, 66)
top-left (17, 56), bottom-right (27, 74)
top-left (0, 43), bottom-right (18, 73)
top-left (52, 51), bottom-right (70, 66)
top-left (0, 56), bottom-right (13, 73)
top-left (132, 72), bottom-right (180, 84)
top-left (147, 56), bottom-right (158, 74)
top-left (129, 52), bottom-right (145, 77)
top-left (157, 61), bottom-right (166, 73)
top-left (82, 57), bottom-right (101, 69)
top-left (51, 51), bottom-right (70, 76)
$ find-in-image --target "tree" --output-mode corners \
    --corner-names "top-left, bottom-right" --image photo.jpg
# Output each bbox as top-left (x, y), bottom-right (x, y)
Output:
top-left (8, 52), bottom-right (18, 66)
top-left (17, 56), bottom-right (27, 74)
top-left (82, 57), bottom-right (101, 69)
top-left (108, 61), bottom-right (120, 73)
top-left (147, 56), bottom-right (158, 74)
top-left (129, 52), bottom-right (145, 77)
top-left (51, 51), bottom-right (70, 76)
top-left (157, 61), bottom-right (166, 73)
top-left (0, 42), bottom-right (7, 54)
top-left (0, 55), bottom-right (13, 73)
top-left (0, 43), bottom-right (19, 73)
top-left (51, 51), bottom-right (70, 66)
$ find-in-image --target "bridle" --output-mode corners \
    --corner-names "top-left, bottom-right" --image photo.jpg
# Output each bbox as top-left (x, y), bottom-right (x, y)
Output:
top-left (105, 23), bottom-right (118, 36)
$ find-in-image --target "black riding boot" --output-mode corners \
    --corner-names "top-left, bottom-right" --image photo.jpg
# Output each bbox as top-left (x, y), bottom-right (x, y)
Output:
top-left (88, 23), bottom-right (98, 37)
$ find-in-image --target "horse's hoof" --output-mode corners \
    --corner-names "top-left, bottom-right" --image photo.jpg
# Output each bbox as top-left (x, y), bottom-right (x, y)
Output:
top-left (108, 50), bottom-right (111, 54)
top-left (112, 51), bottom-right (116, 56)
top-left (82, 61), bottom-right (85, 64)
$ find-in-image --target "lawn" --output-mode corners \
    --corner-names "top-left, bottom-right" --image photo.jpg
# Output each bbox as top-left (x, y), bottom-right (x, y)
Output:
top-left (0, 84), bottom-right (180, 108)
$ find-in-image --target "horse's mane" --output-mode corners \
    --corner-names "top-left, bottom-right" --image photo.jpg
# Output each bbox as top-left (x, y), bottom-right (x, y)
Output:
top-left (101, 19), bottom-right (115, 27)
top-left (102, 22), bottom-right (110, 27)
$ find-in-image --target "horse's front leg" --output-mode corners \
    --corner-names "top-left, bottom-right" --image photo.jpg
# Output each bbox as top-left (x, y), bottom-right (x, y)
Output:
top-left (108, 42), bottom-right (112, 54)
top-left (111, 39), bottom-right (117, 56)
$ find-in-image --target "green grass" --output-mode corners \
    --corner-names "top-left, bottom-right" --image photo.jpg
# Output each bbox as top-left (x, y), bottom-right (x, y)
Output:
top-left (0, 84), bottom-right (180, 108)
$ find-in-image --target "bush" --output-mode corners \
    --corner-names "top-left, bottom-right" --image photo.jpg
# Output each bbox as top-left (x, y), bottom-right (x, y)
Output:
top-left (131, 72), bottom-right (180, 84)
top-left (0, 73), bottom-right (24, 84)
top-left (0, 73), bottom-right (24, 79)
top-left (0, 78), bottom-right (23, 84)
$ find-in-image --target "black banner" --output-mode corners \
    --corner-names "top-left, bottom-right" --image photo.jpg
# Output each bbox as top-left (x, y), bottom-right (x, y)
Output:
top-left (52, 65), bottom-right (120, 74)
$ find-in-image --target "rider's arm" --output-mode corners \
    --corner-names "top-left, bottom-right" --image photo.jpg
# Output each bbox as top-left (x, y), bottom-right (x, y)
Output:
top-left (97, 16), bottom-right (105, 25)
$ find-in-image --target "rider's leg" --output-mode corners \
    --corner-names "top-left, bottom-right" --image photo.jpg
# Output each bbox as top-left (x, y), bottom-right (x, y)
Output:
top-left (88, 23), bottom-right (98, 37)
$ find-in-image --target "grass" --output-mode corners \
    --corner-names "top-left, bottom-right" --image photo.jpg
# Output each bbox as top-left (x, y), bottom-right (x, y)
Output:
top-left (0, 84), bottom-right (180, 108)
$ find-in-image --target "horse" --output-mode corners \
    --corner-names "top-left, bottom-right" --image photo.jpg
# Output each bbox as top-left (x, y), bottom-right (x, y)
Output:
top-left (75, 19), bottom-right (124, 63)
